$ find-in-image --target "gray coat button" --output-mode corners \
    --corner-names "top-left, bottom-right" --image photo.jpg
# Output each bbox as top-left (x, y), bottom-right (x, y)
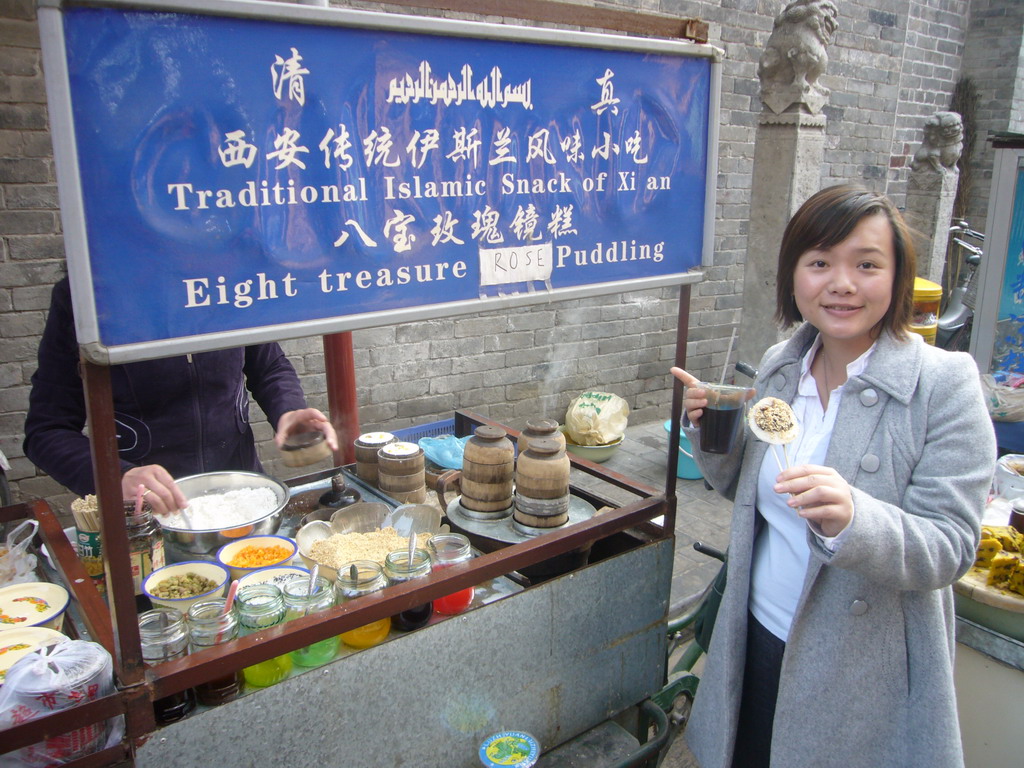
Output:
top-left (859, 388), bottom-right (879, 406)
top-left (860, 454), bottom-right (880, 472)
top-left (774, 374), bottom-right (786, 390)
top-left (850, 600), bottom-right (868, 616)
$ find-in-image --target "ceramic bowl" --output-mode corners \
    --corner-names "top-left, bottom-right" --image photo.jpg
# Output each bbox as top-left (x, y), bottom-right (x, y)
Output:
top-left (216, 535), bottom-right (298, 583)
top-left (157, 471), bottom-right (289, 555)
top-left (295, 502), bottom-right (441, 581)
top-left (142, 561), bottom-right (230, 613)
top-left (237, 565), bottom-right (309, 592)
top-left (0, 626), bottom-right (67, 683)
top-left (559, 425), bottom-right (623, 463)
top-left (0, 582), bottom-right (70, 632)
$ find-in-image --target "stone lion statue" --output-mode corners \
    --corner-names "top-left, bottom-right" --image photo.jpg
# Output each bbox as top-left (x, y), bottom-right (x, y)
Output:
top-left (758, 0), bottom-right (839, 114)
top-left (910, 111), bottom-right (964, 174)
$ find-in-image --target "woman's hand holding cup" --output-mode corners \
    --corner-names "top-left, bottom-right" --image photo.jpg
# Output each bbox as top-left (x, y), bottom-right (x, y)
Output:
top-left (671, 367), bottom-right (708, 426)
top-left (671, 367), bottom-right (755, 455)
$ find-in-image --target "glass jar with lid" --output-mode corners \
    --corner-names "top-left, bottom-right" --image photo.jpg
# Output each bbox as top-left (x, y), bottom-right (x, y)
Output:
top-left (334, 560), bottom-right (391, 649)
top-left (106, 500), bottom-right (165, 604)
top-left (282, 576), bottom-right (339, 667)
top-left (186, 598), bottom-right (242, 706)
top-left (236, 583), bottom-right (292, 687)
top-left (138, 607), bottom-right (195, 724)
top-left (428, 533), bottom-right (474, 615)
top-left (383, 548), bottom-right (434, 631)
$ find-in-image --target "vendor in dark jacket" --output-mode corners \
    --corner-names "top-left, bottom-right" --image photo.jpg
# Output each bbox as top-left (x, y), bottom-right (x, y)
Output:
top-left (24, 277), bottom-right (338, 515)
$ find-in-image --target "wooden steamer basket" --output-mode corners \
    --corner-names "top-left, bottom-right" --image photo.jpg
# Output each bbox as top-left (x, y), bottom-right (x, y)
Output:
top-left (376, 442), bottom-right (427, 504)
top-left (460, 426), bottom-right (515, 514)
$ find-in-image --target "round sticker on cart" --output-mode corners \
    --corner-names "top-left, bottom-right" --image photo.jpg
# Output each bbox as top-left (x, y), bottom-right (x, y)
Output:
top-left (479, 731), bottom-right (540, 767)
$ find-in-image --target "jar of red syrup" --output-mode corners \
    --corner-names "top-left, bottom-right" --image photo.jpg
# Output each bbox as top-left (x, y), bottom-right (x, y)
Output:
top-left (428, 533), bottom-right (474, 615)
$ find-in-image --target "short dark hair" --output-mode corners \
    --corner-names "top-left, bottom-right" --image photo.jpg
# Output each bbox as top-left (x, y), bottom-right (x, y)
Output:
top-left (774, 184), bottom-right (916, 340)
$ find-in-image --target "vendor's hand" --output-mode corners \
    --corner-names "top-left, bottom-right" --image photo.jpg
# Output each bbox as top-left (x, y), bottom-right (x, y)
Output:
top-left (274, 408), bottom-right (339, 452)
top-left (773, 464), bottom-right (854, 538)
top-left (122, 465), bottom-right (188, 517)
top-left (670, 367), bottom-right (708, 427)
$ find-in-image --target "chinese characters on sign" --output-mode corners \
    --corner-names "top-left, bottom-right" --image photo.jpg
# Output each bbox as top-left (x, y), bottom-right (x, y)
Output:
top-left (59, 6), bottom-right (713, 350)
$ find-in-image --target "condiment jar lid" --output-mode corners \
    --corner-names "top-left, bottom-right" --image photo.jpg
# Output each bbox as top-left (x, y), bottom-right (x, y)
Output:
top-left (479, 731), bottom-right (540, 768)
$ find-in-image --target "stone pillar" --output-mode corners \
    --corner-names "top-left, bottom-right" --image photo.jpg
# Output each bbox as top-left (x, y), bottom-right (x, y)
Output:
top-left (736, 0), bottom-right (837, 371)
top-left (903, 111), bottom-right (963, 285)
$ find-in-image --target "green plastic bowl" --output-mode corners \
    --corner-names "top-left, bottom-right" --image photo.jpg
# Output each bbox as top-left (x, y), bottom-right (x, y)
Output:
top-left (559, 425), bottom-right (622, 463)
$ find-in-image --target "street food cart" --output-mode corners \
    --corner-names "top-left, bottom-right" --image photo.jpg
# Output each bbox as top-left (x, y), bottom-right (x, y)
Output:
top-left (2, 0), bottom-right (719, 764)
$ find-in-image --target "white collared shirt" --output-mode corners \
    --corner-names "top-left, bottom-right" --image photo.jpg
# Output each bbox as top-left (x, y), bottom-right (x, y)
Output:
top-left (748, 335), bottom-right (875, 641)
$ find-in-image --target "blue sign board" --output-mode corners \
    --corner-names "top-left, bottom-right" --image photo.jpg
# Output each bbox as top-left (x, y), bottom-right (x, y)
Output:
top-left (40, 0), bottom-right (718, 362)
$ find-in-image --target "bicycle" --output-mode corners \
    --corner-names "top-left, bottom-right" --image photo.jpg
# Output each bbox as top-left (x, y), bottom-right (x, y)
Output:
top-left (642, 541), bottom-right (726, 764)
top-left (936, 219), bottom-right (984, 351)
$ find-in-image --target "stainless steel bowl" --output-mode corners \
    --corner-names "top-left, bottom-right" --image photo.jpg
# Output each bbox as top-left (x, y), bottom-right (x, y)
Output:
top-left (159, 471), bottom-right (289, 555)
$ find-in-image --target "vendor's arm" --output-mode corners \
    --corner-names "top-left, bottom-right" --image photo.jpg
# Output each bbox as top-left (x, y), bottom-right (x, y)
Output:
top-left (242, 343), bottom-right (338, 450)
top-left (808, 353), bottom-right (994, 591)
top-left (274, 408), bottom-right (339, 452)
top-left (23, 278), bottom-right (102, 497)
top-left (121, 466), bottom-right (188, 517)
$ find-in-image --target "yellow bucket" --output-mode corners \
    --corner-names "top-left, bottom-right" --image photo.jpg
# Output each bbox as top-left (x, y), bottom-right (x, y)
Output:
top-left (909, 276), bottom-right (942, 345)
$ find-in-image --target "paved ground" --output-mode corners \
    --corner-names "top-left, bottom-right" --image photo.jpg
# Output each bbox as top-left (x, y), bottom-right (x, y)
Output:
top-left (569, 419), bottom-right (733, 768)
top-left (570, 419), bottom-right (732, 611)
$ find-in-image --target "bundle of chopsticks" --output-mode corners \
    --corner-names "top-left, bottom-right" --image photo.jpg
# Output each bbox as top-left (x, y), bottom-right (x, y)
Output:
top-left (70, 495), bottom-right (101, 532)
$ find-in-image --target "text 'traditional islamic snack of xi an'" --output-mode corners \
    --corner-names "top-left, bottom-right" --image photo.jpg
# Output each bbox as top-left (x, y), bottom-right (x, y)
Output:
top-left (748, 397), bottom-right (799, 445)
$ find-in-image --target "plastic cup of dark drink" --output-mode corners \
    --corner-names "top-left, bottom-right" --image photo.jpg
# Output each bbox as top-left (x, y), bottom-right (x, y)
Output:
top-left (698, 383), bottom-right (755, 454)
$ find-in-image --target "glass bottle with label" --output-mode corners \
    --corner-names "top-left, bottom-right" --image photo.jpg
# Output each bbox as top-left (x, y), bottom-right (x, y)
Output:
top-left (186, 598), bottom-right (243, 705)
top-left (138, 607), bottom-right (195, 724)
top-left (235, 583), bottom-right (292, 687)
top-left (282, 576), bottom-right (339, 667)
top-left (334, 560), bottom-right (391, 649)
top-left (383, 548), bottom-right (433, 631)
top-left (106, 501), bottom-right (165, 611)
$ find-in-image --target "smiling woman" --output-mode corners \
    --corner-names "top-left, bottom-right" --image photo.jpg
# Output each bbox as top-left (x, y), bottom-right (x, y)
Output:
top-left (673, 184), bottom-right (996, 768)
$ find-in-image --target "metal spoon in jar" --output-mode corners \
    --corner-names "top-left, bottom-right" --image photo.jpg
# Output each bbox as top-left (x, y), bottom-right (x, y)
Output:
top-left (304, 564), bottom-right (319, 616)
top-left (407, 529), bottom-right (417, 568)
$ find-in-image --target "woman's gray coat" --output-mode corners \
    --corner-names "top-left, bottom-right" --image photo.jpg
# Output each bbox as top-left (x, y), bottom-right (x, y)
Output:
top-left (683, 324), bottom-right (995, 768)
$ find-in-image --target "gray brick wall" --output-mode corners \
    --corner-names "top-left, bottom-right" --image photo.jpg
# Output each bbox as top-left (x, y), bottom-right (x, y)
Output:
top-left (961, 0), bottom-right (1024, 228)
top-left (0, 0), bottom-right (1013, 514)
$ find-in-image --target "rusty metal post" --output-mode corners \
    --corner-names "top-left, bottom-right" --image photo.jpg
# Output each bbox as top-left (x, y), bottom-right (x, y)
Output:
top-left (81, 359), bottom-right (145, 687)
top-left (664, 284), bottom-right (692, 534)
top-left (324, 332), bottom-right (359, 465)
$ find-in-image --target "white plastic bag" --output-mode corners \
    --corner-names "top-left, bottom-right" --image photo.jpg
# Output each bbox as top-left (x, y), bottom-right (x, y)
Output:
top-left (0, 640), bottom-right (122, 767)
top-left (564, 391), bottom-right (630, 446)
top-left (0, 519), bottom-right (39, 588)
